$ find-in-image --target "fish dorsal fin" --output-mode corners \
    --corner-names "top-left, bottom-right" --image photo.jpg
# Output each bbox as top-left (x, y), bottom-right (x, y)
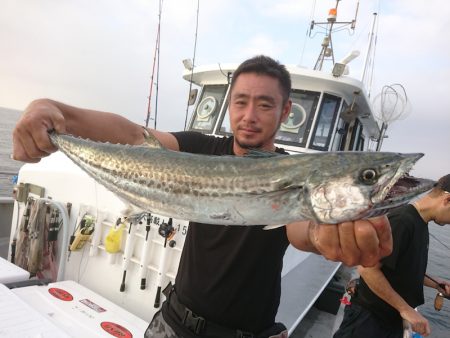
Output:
top-left (142, 127), bottom-right (163, 149)
top-left (244, 149), bottom-right (281, 158)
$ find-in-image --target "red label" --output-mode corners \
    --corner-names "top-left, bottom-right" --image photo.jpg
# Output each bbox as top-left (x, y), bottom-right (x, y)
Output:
top-left (48, 288), bottom-right (74, 301)
top-left (100, 322), bottom-right (133, 338)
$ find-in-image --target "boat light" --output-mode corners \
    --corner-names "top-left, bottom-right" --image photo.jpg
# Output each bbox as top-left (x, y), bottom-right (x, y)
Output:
top-left (328, 8), bottom-right (337, 22)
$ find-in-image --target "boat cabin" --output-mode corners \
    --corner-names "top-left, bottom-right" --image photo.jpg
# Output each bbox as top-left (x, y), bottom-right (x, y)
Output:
top-left (183, 64), bottom-right (380, 153)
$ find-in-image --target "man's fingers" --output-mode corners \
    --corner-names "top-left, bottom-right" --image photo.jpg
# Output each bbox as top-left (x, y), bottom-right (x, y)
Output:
top-left (354, 220), bottom-right (379, 267)
top-left (14, 128), bottom-right (51, 161)
top-left (309, 217), bottom-right (392, 267)
top-left (367, 215), bottom-right (392, 257)
top-left (310, 223), bottom-right (341, 262)
top-left (337, 221), bottom-right (360, 266)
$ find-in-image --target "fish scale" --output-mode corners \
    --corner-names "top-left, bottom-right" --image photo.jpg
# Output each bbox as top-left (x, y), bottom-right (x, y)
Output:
top-left (49, 132), bottom-right (435, 226)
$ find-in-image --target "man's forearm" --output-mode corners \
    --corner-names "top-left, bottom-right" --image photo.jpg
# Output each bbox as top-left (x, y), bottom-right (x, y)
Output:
top-left (48, 99), bottom-right (144, 144)
top-left (358, 265), bottom-right (412, 314)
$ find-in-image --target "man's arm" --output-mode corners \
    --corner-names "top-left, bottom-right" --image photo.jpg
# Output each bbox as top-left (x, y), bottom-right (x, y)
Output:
top-left (12, 98), bottom-right (179, 162)
top-left (286, 216), bottom-right (392, 267)
top-left (358, 264), bottom-right (430, 336)
top-left (424, 275), bottom-right (450, 297)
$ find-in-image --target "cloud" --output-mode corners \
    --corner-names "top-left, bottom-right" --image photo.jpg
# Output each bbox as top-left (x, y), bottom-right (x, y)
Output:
top-left (0, 0), bottom-right (448, 179)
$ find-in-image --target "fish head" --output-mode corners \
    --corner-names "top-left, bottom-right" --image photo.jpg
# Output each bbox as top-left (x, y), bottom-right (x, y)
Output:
top-left (306, 152), bottom-right (435, 224)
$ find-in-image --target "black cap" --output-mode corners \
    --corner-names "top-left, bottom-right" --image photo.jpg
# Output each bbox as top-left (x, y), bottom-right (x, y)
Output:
top-left (435, 174), bottom-right (450, 193)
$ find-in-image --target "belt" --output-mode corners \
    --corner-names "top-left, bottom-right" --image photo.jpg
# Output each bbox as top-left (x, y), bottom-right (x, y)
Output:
top-left (164, 284), bottom-right (286, 338)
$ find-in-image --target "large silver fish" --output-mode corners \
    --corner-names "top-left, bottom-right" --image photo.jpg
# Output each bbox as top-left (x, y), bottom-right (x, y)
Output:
top-left (49, 132), bottom-right (434, 225)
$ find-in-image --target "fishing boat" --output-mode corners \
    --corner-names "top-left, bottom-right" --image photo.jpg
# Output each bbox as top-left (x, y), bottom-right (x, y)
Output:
top-left (0, 2), bottom-right (405, 337)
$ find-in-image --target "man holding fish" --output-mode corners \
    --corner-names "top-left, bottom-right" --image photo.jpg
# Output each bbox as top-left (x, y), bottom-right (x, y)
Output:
top-left (13, 55), bottom-right (426, 337)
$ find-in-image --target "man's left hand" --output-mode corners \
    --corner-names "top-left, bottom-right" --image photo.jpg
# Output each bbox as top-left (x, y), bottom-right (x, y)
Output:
top-left (287, 216), bottom-right (392, 267)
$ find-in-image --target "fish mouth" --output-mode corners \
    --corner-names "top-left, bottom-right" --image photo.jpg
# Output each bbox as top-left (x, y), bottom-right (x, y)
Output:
top-left (369, 174), bottom-right (435, 216)
top-left (367, 153), bottom-right (435, 217)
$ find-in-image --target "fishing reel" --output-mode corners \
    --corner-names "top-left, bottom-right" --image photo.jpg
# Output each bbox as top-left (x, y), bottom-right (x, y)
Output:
top-left (434, 292), bottom-right (444, 311)
top-left (434, 291), bottom-right (449, 311)
top-left (158, 218), bottom-right (176, 247)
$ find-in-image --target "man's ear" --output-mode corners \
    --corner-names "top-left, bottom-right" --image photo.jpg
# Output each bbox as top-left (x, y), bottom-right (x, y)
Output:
top-left (443, 193), bottom-right (450, 205)
top-left (281, 100), bottom-right (292, 123)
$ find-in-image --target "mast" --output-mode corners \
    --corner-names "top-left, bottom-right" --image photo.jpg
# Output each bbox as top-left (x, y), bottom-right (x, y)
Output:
top-left (311, 0), bottom-right (358, 70)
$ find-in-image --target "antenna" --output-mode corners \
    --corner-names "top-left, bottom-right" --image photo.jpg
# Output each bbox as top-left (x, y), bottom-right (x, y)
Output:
top-left (310, 0), bottom-right (358, 70)
top-left (361, 12), bottom-right (378, 94)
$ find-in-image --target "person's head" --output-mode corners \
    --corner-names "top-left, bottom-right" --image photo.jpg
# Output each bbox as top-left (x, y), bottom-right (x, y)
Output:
top-left (431, 174), bottom-right (450, 225)
top-left (228, 55), bottom-right (292, 154)
top-left (418, 174), bottom-right (450, 225)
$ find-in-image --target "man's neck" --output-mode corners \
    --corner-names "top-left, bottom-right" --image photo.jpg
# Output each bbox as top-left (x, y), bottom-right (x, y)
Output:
top-left (412, 198), bottom-right (432, 224)
top-left (233, 141), bottom-right (276, 156)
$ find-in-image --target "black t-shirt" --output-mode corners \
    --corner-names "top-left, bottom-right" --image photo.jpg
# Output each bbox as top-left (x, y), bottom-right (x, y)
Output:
top-left (169, 131), bottom-right (290, 333)
top-left (354, 204), bottom-right (429, 327)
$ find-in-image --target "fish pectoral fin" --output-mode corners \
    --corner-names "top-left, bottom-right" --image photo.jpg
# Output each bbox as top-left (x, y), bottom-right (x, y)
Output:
top-left (263, 224), bottom-right (285, 230)
top-left (142, 127), bottom-right (163, 149)
top-left (119, 201), bottom-right (146, 218)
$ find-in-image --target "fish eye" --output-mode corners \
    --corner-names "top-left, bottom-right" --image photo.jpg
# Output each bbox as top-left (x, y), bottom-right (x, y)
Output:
top-left (360, 169), bottom-right (378, 185)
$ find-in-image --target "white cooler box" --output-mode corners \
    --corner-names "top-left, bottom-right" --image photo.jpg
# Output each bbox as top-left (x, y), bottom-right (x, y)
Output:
top-left (11, 280), bottom-right (148, 338)
top-left (0, 256), bottom-right (30, 283)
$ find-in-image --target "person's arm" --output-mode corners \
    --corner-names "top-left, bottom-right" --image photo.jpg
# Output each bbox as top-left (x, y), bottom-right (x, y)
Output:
top-left (424, 275), bottom-right (450, 297)
top-left (358, 264), bottom-right (431, 336)
top-left (12, 98), bottom-right (179, 162)
top-left (286, 216), bottom-right (392, 267)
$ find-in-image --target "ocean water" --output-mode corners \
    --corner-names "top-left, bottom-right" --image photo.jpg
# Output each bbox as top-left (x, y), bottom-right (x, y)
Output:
top-left (0, 107), bottom-right (449, 336)
top-left (0, 107), bottom-right (22, 197)
top-left (419, 223), bottom-right (450, 337)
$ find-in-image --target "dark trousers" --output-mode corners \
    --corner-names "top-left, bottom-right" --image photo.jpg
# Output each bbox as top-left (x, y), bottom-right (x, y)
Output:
top-left (333, 303), bottom-right (403, 338)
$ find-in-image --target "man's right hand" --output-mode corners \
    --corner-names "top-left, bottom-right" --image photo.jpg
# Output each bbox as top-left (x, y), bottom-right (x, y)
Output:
top-left (401, 308), bottom-right (431, 336)
top-left (12, 99), bottom-right (66, 163)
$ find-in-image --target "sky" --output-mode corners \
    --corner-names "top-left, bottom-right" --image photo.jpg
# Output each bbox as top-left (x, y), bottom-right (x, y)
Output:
top-left (0, 0), bottom-right (449, 180)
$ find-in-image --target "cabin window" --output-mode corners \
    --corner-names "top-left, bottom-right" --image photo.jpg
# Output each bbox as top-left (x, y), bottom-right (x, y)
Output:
top-left (351, 120), bottom-right (365, 151)
top-left (189, 85), bottom-right (228, 133)
top-left (275, 89), bottom-right (320, 147)
top-left (331, 101), bottom-right (348, 151)
top-left (338, 118), bottom-right (363, 151)
top-left (310, 94), bottom-right (341, 150)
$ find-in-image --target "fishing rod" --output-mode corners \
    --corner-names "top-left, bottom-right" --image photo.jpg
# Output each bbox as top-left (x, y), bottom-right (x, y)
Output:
top-left (425, 273), bottom-right (449, 311)
top-left (139, 213), bottom-right (152, 290)
top-left (120, 214), bottom-right (144, 292)
top-left (425, 273), bottom-right (448, 292)
top-left (154, 217), bottom-right (175, 308)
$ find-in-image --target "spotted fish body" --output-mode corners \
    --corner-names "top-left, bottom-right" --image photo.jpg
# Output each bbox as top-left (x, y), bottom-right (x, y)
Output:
top-left (49, 132), bottom-right (434, 225)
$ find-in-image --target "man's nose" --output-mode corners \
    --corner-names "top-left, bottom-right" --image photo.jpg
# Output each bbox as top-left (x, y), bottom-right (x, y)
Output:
top-left (242, 102), bottom-right (257, 122)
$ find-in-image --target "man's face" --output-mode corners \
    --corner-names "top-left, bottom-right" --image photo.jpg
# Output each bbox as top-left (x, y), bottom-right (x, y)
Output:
top-left (435, 192), bottom-right (450, 226)
top-left (229, 73), bottom-right (291, 154)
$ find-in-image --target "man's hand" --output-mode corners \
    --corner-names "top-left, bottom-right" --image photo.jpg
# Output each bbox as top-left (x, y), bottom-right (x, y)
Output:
top-left (12, 99), bottom-right (66, 163)
top-left (287, 216), bottom-right (392, 267)
top-left (401, 308), bottom-right (431, 337)
top-left (436, 278), bottom-right (450, 297)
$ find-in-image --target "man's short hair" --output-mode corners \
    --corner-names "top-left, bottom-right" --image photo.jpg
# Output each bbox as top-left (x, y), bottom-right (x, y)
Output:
top-left (435, 174), bottom-right (450, 193)
top-left (230, 55), bottom-right (292, 104)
